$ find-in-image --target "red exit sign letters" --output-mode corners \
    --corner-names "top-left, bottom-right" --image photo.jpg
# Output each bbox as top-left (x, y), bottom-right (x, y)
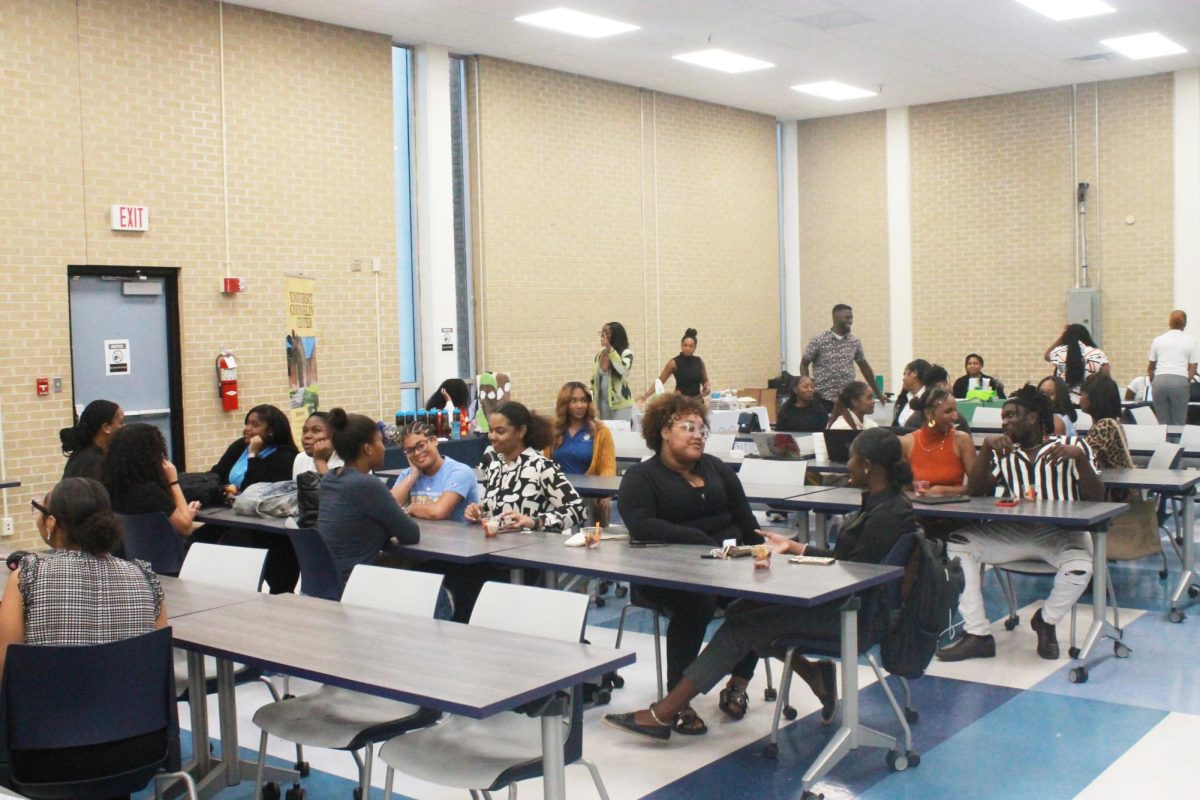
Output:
top-left (111, 205), bottom-right (149, 231)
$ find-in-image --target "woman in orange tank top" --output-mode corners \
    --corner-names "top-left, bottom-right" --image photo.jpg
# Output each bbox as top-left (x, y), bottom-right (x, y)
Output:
top-left (901, 387), bottom-right (975, 496)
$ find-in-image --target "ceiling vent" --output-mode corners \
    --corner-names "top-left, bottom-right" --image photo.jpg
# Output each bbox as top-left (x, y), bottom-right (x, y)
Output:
top-left (792, 9), bottom-right (872, 30)
top-left (1071, 52), bottom-right (1114, 61)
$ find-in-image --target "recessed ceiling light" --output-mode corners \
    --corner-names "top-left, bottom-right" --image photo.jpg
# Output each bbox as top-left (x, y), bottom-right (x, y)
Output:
top-left (515, 8), bottom-right (639, 39)
top-left (672, 49), bottom-right (774, 74)
top-left (791, 81), bottom-right (877, 101)
top-left (1014, 0), bottom-right (1115, 22)
top-left (1101, 32), bottom-right (1187, 60)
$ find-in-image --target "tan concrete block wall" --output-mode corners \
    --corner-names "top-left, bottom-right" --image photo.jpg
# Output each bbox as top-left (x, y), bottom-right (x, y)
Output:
top-left (468, 58), bottom-right (780, 413)
top-left (796, 112), bottom-right (892, 390)
top-left (910, 87), bottom-right (1076, 390)
top-left (1, 0), bottom-right (398, 547)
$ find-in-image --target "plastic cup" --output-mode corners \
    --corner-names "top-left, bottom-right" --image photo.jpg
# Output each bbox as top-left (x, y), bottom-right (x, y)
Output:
top-left (483, 518), bottom-right (500, 538)
top-left (585, 526), bottom-right (602, 548)
top-left (916, 480), bottom-right (930, 495)
top-left (752, 544), bottom-right (771, 569)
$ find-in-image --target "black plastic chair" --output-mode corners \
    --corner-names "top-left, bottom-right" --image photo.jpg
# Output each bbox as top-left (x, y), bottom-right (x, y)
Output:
top-left (3, 627), bottom-right (197, 799)
top-left (762, 532), bottom-right (920, 769)
top-left (285, 526), bottom-right (344, 601)
top-left (119, 512), bottom-right (186, 576)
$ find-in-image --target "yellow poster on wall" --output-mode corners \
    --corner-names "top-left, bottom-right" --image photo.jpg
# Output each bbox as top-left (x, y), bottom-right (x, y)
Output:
top-left (285, 276), bottom-right (318, 443)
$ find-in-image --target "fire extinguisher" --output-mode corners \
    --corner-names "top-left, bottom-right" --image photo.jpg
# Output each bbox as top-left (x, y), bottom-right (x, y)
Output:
top-left (216, 349), bottom-right (239, 411)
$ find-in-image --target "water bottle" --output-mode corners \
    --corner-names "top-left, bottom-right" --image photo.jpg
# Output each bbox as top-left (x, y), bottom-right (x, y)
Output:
top-left (450, 407), bottom-right (461, 439)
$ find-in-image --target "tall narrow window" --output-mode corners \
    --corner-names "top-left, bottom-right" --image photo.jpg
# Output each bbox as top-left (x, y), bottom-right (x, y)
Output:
top-left (393, 46), bottom-right (419, 411)
top-left (449, 56), bottom-right (475, 378)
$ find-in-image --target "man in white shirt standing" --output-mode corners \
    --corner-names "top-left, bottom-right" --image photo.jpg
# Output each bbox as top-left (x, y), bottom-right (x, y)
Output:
top-left (1148, 310), bottom-right (1200, 426)
top-left (936, 385), bottom-right (1104, 662)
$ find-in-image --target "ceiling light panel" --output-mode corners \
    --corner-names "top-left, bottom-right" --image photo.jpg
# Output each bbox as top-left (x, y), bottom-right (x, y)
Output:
top-left (672, 49), bottom-right (774, 74)
top-left (1013, 0), bottom-right (1116, 21)
top-left (515, 7), bottom-right (639, 39)
top-left (1101, 32), bottom-right (1187, 60)
top-left (791, 80), bottom-right (877, 101)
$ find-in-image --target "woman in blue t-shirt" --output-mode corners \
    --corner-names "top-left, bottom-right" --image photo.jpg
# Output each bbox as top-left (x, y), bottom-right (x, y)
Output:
top-left (390, 423), bottom-right (479, 522)
top-left (546, 382), bottom-right (615, 525)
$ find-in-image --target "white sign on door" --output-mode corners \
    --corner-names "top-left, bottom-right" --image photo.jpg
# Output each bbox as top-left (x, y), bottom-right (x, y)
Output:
top-left (105, 339), bottom-right (131, 376)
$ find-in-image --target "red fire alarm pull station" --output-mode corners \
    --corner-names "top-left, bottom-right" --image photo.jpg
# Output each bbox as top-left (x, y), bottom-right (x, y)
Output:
top-left (222, 278), bottom-right (244, 293)
top-left (35, 379), bottom-right (50, 397)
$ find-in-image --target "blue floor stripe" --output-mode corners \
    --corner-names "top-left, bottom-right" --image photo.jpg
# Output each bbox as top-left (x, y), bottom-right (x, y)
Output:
top-left (642, 675), bottom-right (1018, 800)
top-left (859, 691), bottom-right (1165, 800)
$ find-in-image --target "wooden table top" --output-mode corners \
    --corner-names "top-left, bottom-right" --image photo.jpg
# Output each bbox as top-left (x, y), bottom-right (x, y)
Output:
top-left (169, 593), bottom-right (634, 718)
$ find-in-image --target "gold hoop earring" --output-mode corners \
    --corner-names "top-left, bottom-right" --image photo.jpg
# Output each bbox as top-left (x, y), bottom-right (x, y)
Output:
top-left (927, 418), bottom-right (936, 428)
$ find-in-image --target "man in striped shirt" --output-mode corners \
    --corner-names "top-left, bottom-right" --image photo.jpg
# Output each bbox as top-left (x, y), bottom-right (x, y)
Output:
top-left (937, 385), bottom-right (1104, 662)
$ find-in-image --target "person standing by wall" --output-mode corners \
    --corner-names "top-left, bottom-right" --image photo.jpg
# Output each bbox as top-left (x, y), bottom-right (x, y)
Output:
top-left (800, 304), bottom-right (884, 413)
top-left (592, 322), bottom-right (635, 421)
top-left (1147, 310), bottom-right (1199, 425)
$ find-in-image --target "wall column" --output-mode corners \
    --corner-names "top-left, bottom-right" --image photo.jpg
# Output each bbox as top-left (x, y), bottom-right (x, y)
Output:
top-left (1175, 69), bottom-right (1200, 323)
top-left (780, 120), bottom-right (802, 372)
top-left (886, 107), bottom-right (913, 392)
top-left (412, 44), bottom-right (460, 399)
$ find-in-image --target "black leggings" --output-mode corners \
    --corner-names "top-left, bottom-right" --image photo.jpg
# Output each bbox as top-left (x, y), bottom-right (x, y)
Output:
top-left (633, 585), bottom-right (757, 691)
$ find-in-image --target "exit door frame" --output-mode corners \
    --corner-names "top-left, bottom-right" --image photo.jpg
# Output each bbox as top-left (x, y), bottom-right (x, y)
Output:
top-left (67, 266), bottom-right (186, 470)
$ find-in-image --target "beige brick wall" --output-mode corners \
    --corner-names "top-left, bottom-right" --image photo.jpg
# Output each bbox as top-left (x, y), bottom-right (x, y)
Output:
top-left (467, 58), bottom-right (781, 413)
top-left (796, 111), bottom-right (892, 391)
top-left (1, 0), bottom-right (398, 548)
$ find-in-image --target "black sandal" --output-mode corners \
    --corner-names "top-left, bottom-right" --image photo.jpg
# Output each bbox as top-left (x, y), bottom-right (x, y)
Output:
top-left (718, 684), bottom-right (749, 721)
top-left (603, 704), bottom-right (673, 742)
top-left (673, 706), bottom-right (708, 735)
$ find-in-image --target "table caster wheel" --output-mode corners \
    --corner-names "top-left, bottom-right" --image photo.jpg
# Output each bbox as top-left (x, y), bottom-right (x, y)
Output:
top-left (905, 708), bottom-right (919, 724)
top-left (294, 761), bottom-right (310, 778)
top-left (886, 750), bottom-right (910, 771)
top-left (285, 788), bottom-right (306, 800)
top-left (1169, 609), bottom-right (1186, 623)
top-left (1069, 667), bottom-right (1088, 684)
top-left (764, 687), bottom-right (777, 702)
top-left (800, 790), bottom-right (823, 799)
top-left (594, 688), bottom-right (611, 705)
top-left (1189, 586), bottom-right (1199, 599)
top-left (1068, 646), bottom-right (1080, 659)
top-left (783, 706), bottom-right (798, 721)
top-left (594, 596), bottom-right (606, 608)
top-left (353, 787), bottom-right (362, 800)
top-left (611, 674), bottom-right (625, 689)
top-left (762, 742), bottom-right (778, 759)
top-left (262, 783), bottom-right (281, 800)
top-left (1003, 616), bottom-right (1019, 631)
top-left (1159, 569), bottom-right (1169, 580)
top-left (615, 585), bottom-right (628, 598)
top-left (1114, 642), bottom-right (1131, 658)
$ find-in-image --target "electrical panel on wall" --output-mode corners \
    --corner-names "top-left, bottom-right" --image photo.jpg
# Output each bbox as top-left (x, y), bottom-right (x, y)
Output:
top-left (1067, 288), bottom-right (1102, 343)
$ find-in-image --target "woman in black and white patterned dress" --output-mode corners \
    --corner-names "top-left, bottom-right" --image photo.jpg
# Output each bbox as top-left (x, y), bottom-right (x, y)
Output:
top-left (466, 402), bottom-right (585, 533)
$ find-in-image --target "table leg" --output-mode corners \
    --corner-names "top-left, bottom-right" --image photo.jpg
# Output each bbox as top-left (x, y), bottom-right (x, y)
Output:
top-left (186, 652), bottom-right (210, 773)
top-left (815, 514), bottom-right (828, 549)
top-left (1077, 527), bottom-right (1122, 662)
top-left (540, 702), bottom-right (567, 800)
top-left (1169, 489), bottom-right (1197, 620)
top-left (801, 603), bottom-right (897, 795)
top-left (216, 659), bottom-right (240, 785)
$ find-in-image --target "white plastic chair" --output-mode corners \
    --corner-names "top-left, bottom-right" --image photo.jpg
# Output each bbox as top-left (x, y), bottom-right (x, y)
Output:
top-left (1130, 405), bottom-right (1158, 425)
top-left (178, 542), bottom-right (267, 590)
top-left (1123, 424), bottom-right (1167, 449)
top-left (1179, 425), bottom-right (1200, 448)
top-left (604, 419), bottom-right (632, 433)
top-left (612, 429), bottom-right (652, 461)
top-left (379, 583), bottom-right (609, 800)
top-left (972, 407), bottom-right (1003, 429)
top-left (252, 566), bottom-right (446, 800)
top-left (737, 458), bottom-right (808, 487)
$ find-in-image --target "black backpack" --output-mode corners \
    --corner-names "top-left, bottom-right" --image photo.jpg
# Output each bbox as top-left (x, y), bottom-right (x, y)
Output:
top-left (881, 532), bottom-right (964, 679)
top-left (176, 471), bottom-right (225, 508)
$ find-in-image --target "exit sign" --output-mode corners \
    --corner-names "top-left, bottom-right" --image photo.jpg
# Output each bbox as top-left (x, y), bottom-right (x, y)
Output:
top-left (111, 205), bottom-right (149, 231)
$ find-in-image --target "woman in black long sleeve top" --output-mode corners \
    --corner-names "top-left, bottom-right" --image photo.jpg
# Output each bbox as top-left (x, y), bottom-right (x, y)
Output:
top-left (607, 427), bottom-right (915, 742)
top-left (616, 394), bottom-right (763, 735)
top-left (201, 405), bottom-right (300, 592)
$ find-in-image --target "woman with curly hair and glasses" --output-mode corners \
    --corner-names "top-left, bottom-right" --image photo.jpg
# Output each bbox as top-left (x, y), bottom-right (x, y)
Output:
top-left (103, 423), bottom-right (200, 537)
top-left (615, 393), bottom-right (764, 735)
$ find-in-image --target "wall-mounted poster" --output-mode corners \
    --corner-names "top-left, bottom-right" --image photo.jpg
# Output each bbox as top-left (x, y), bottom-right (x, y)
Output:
top-left (285, 276), bottom-right (318, 442)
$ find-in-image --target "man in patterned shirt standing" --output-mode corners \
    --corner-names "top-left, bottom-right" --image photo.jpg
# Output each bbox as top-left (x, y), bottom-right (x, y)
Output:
top-left (800, 304), bottom-right (885, 412)
top-left (936, 385), bottom-right (1104, 662)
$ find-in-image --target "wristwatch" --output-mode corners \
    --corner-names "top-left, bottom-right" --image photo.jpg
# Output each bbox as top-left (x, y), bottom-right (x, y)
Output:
top-left (532, 517), bottom-right (544, 532)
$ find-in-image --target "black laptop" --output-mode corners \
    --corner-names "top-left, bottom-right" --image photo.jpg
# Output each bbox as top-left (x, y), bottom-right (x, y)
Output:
top-left (822, 429), bottom-right (861, 463)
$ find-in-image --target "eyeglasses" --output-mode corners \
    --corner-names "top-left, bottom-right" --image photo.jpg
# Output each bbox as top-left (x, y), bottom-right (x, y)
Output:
top-left (673, 421), bottom-right (709, 440)
top-left (402, 439), bottom-right (432, 457)
top-left (30, 499), bottom-right (50, 517)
